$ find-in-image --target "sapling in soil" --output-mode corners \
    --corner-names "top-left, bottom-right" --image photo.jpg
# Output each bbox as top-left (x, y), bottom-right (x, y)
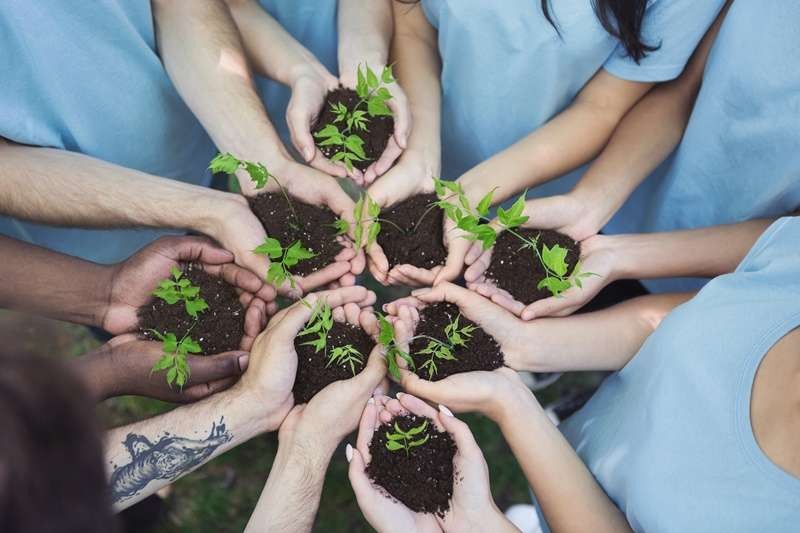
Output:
top-left (433, 179), bottom-right (594, 302)
top-left (366, 414), bottom-right (456, 516)
top-left (292, 299), bottom-right (374, 404)
top-left (210, 153), bottom-right (343, 287)
top-left (377, 313), bottom-right (415, 381)
top-left (149, 329), bottom-right (201, 388)
top-left (313, 65), bottom-right (396, 172)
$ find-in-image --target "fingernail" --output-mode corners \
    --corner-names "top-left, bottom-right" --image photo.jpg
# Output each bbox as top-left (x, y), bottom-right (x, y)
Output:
top-left (345, 443), bottom-right (353, 463)
top-left (395, 392), bottom-right (404, 399)
top-left (367, 397), bottom-right (375, 405)
top-left (303, 147), bottom-right (313, 162)
top-left (238, 354), bottom-right (250, 371)
top-left (382, 304), bottom-right (388, 312)
top-left (439, 404), bottom-right (454, 417)
top-left (411, 288), bottom-right (431, 296)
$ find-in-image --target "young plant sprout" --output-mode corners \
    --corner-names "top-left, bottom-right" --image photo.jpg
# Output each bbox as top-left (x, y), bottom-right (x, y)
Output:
top-left (297, 299), bottom-right (364, 376)
top-left (152, 266), bottom-right (209, 318)
top-left (314, 64), bottom-right (395, 171)
top-left (351, 193), bottom-right (443, 251)
top-left (149, 329), bottom-right (201, 388)
top-left (377, 313), bottom-right (415, 380)
top-left (209, 153), bottom-right (316, 286)
top-left (413, 314), bottom-right (476, 379)
top-left (433, 178), bottom-right (595, 297)
top-left (385, 419), bottom-right (430, 455)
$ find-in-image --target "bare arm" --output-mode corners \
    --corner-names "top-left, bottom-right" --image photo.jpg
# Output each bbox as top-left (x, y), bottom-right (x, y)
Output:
top-left (338, 0), bottom-right (393, 85)
top-left (152, 0), bottom-right (290, 194)
top-left (459, 70), bottom-right (653, 205)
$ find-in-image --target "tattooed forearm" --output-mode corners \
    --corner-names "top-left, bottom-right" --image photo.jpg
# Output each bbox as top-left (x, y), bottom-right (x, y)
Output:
top-left (109, 418), bottom-right (232, 504)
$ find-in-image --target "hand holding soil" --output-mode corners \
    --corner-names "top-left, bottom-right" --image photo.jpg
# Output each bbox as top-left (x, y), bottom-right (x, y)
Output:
top-left (74, 335), bottom-right (248, 403)
top-left (348, 393), bottom-right (512, 531)
top-left (103, 235), bottom-right (275, 336)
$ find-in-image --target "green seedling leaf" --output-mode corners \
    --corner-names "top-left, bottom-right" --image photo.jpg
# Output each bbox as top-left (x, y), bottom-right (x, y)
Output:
top-left (476, 190), bottom-right (494, 217)
top-left (254, 237), bottom-right (283, 260)
top-left (541, 243), bottom-right (569, 277)
top-left (381, 65), bottom-right (395, 84)
top-left (367, 221), bottom-right (381, 246)
top-left (385, 440), bottom-right (405, 451)
top-left (185, 298), bottom-right (208, 318)
top-left (537, 276), bottom-right (572, 297)
top-left (208, 152), bottom-right (241, 175)
top-left (366, 65), bottom-right (379, 88)
top-left (331, 218), bottom-right (350, 236)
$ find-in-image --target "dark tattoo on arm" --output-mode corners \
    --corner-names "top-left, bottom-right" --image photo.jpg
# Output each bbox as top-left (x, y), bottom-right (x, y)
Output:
top-left (109, 418), bottom-right (232, 504)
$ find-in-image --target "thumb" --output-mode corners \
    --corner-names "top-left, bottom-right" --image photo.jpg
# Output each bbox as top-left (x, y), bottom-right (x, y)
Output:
top-left (286, 91), bottom-right (317, 163)
top-left (434, 238), bottom-right (470, 284)
top-left (353, 345), bottom-right (388, 390)
top-left (347, 446), bottom-right (374, 499)
top-left (411, 282), bottom-right (498, 322)
top-left (436, 404), bottom-right (482, 457)
top-left (185, 351), bottom-right (249, 386)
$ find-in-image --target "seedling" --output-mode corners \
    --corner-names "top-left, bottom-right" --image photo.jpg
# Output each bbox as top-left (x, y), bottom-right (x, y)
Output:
top-left (351, 193), bottom-right (443, 251)
top-left (149, 329), bottom-right (201, 388)
top-left (314, 64), bottom-right (395, 171)
top-left (297, 299), bottom-right (365, 376)
top-left (377, 313), bottom-right (415, 381)
top-left (412, 313), bottom-right (475, 379)
top-left (433, 178), bottom-right (594, 297)
top-left (385, 419), bottom-right (430, 455)
top-left (152, 266), bottom-right (209, 318)
top-left (253, 237), bottom-right (316, 289)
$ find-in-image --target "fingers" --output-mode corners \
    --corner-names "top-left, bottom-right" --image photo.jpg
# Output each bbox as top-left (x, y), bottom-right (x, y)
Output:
top-left (521, 295), bottom-right (577, 321)
top-left (363, 136), bottom-right (403, 185)
top-left (242, 299), bottom-right (266, 350)
top-left (387, 264), bottom-right (438, 287)
top-left (360, 309), bottom-right (379, 337)
top-left (356, 396), bottom-right (379, 461)
top-left (273, 286), bottom-right (373, 338)
top-left (347, 447), bottom-right (375, 502)
top-left (469, 281), bottom-right (526, 316)
top-left (185, 351), bottom-right (249, 386)
top-left (209, 262), bottom-right (276, 301)
top-left (464, 248), bottom-right (493, 283)
top-left (383, 296), bottom-right (423, 316)
top-left (396, 392), bottom-right (444, 430)
top-left (161, 235), bottom-right (235, 265)
top-left (436, 404), bottom-right (481, 456)
top-left (296, 262), bottom-right (352, 294)
top-left (434, 238), bottom-right (470, 284)
top-left (388, 90), bottom-right (411, 150)
top-left (353, 345), bottom-right (388, 390)
top-left (180, 376), bottom-right (239, 403)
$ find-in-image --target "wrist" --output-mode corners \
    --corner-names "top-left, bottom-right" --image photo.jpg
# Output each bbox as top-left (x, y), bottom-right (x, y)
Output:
top-left (492, 380), bottom-right (542, 428)
top-left (568, 184), bottom-right (618, 236)
top-left (192, 193), bottom-right (250, 239)
top-left (586, 233), bottom-right (626, 282)
top-left (339, 51), bottom-right (388, 88)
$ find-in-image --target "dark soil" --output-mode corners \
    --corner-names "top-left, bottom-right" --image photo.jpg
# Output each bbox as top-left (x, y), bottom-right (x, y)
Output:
top-left (139, 263), bottom-right (245, 355)
top-left (248, 192), bottom-right (344, 277)
top-left (366, 414), bottom-right (456, 516)
top-left (292, 321), bottom-right (375, 404)
top-left (312, 88), bottom-right (394, 172)
top-left (409, 302), bottom-right (504, 381)
top-left (376, 193), bottom-right (447, 270)
top-left (485, 228), bottom-right (580, 305)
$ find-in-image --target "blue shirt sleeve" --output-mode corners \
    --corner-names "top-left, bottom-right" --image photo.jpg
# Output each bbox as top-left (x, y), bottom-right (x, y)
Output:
top-left (604, 0), bottom-right (726, 82)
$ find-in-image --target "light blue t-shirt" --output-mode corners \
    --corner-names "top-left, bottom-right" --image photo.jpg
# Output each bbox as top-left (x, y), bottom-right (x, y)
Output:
top-left (606, 1), bottom-right (800, 293)
top-left (421, 0), bottom-right (726, 196)
top-left (551, 217), bottom-right (800, 532)
top-left (0, 0), bottom-right (217, 263)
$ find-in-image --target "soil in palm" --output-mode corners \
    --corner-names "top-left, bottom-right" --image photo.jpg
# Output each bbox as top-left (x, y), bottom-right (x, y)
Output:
top-left (377, 193), bottom-right (447, 270)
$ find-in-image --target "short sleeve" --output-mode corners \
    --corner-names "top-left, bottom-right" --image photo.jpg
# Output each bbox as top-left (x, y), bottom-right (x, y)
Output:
top-left (604, 0), bottom-right (726, 82)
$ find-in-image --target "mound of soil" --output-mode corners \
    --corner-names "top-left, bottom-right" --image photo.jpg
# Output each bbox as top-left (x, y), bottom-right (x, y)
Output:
top-left (376, 193), bottom-right (447, 270)
top-left (485, 228), bottom-right (580, 305)
top-left (409, 302), bottom-right (504, 381)
top-left (366, 414), bottom-right (456, 516)
top-left (293, 321), bottom-right (375, 404)
top-left (139, 263), bottom-right (245, 354)
top-left (312, 88), bottom-right (394, 172)
top-left (249, 192), bottom-right (344, 278)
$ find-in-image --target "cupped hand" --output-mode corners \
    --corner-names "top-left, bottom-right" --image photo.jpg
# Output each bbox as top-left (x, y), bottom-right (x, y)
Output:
top-left (349, 393), bottom-right (512, 533)
top-left (466, 233), bottom-right (615, 320)
top-left (236, 286), bottom-right (377, 430)
top-left (74, 335), bottom-right (250, 403)
top-left (364, 151), bottom-right (438, 285)
top-left (102, 235), bottom-right (276, 336)
top-left (286, 65), bottom-right (349, 179)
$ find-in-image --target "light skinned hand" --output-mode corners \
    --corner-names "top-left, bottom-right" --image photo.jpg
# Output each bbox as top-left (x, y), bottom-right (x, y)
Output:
top-left (102, 235), bottom-right (276, 335)
top-left (348, 393), bottom-right (514, 533)
top-left (74, 336), bottom-right (250, 403)
top-left (236, 286), bottom-right (376, 430)
top-left (466, 233), bottom-right (614, 320)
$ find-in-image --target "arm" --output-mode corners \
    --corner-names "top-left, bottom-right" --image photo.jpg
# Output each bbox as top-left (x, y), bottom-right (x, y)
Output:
top-left (152, 0), bottom-right (290, 195)
top-left (338, 0), bottom-right (393, 87)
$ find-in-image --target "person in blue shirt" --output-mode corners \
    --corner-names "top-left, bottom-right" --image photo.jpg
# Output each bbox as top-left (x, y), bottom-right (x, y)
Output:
top-left (464, 1), bottom-right (800, 318)
top-left (364, 0), bottom-right (726, 286)
top-left (385, 215), bottom-right (800, 532)
top-left (0, 0), bottom-right (365, 294)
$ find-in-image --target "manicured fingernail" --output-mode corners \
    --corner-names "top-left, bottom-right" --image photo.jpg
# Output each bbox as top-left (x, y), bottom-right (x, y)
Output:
top-left (395, 392), bottom-right (404, 399)
top-left (238, 354), bottom-right (249, 371)
top-left (439, 404), bottom-right (454, 417)
top-left (345, 443), bottom-right (353, 463)
top-left (367, 397), bottom-right (375, 405)
top-left (382, 304), bottom-right (388, 312)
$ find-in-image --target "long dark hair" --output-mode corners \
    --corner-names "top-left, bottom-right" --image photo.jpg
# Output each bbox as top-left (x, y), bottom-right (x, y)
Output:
top-left (541, 0), bottom-right (657, 62)
top-left (0, 353), bottom-right (117, 533)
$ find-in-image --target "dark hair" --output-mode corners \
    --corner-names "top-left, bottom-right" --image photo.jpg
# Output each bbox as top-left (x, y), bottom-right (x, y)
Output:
top-left (541, 0), bottom-right (658, 62)
top-left (0, 353), bottom-right (117, 533)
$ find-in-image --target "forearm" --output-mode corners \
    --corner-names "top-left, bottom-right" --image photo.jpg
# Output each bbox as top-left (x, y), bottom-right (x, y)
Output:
top-left (0, 236), bottom-right (111, 327)
top-left (338, 0), bottom-right (393, 84)
top-left (517, 293), bottom-right (693, 372)
top-left (0, 141), bottom-right (237, 235)
top-left (611, 219), bottom-right (775, 280)
top-left (153, 0), bottom-right (288, 172)
top-left (392, 2), bottom-right (441, 174)
top-left (105, 385), bottom-right (272, 511)
top-left (224, 0), bottom-right (332, 87)
top-left (496, 389), bottom-right (632, 533)
top-left (245, 435), bottom-right (334, 532)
